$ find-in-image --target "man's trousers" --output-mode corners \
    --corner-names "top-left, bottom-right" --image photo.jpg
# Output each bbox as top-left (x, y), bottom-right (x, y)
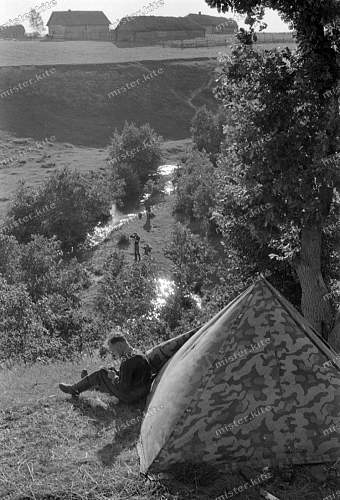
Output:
top-left (73, 368), bottom-right (151, 404)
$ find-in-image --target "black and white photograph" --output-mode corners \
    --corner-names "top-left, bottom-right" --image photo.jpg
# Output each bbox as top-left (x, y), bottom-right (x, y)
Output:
top-left (0, 0), bottom-right (339, 499)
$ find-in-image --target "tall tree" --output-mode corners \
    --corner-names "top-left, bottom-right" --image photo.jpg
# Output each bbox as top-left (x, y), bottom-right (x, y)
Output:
top-left (205, 0), bottom-right (339, 340)
top-left (28, 8), bottom-right (44, 34)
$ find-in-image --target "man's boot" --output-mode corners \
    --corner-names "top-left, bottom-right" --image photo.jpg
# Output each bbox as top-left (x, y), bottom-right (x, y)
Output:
top-left (59, 383), bottom-right (80, 396)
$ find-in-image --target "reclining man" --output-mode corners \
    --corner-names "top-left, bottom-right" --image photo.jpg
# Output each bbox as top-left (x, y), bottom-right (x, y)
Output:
top-left (59, 325), bottom-right (202, 404)
top-left (59, 334), bottom-right (152, 404)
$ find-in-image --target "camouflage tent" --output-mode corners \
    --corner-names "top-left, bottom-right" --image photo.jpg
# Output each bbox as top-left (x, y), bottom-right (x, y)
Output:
top-left (138, 278), bottom-right (340, 474)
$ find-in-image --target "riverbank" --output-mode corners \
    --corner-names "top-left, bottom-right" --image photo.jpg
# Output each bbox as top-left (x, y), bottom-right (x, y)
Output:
top-left (82, 195), bottom-right (176, 311)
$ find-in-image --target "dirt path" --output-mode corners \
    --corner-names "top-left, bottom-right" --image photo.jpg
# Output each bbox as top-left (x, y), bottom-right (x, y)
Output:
top-left (188, 75), bottom-right (215, 110)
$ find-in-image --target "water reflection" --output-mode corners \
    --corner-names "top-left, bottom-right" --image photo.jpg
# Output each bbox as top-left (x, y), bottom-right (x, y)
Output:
top-left (87, 204), bottom-right (143, 248)
top-left (154, 277), bottom-right (176, 309)
top-left (153, 277), bottom-right (202, 311)
top-left (87, 164), bottom-right (179, 248)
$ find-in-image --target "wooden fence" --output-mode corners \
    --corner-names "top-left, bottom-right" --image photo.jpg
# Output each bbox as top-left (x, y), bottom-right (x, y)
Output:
top-left (161, 32), bottom-right (296, 49)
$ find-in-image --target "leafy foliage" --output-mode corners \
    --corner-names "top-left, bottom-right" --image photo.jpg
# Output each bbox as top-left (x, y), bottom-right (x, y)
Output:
top-left (161, 223), bottom-right (253, 334)
top-left (111, 162), bottom-right (142, 209)
top-left (213, 45), bottom-right (339, 299)
top-left (109, 122), bottom-right (163, 209)
top-left (28, 8), bottom-right (44, 34)
top-left (205, 0), bottom-right (340, 55)
top-left (206, 0), bottom-right (340, 337)
top-left (0, 276), bottom-right (53, 363)
top-left (0, 234), bottom-right (96, 363)
top-left (165, 223), bottom-right (217, 295)
top-left (96, 251), bottom-right (157, 330)
top-left (174, 150), bottom-right (217, 231)
top-left (190, 106), bottom-right (226, 163)
top-left (0, 233), bottom-right (21, 284)
top-left (5, 168), bottom-right (115, 253)
top-left (19, 235), bottom-right (87, 302)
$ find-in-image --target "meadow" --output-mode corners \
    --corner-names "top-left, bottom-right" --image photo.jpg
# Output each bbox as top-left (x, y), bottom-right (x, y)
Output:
top-left (0, 40), bottom-right (297, 67)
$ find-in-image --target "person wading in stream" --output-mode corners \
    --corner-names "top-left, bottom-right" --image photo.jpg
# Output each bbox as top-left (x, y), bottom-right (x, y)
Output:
top-left (59, 334), bottom-right (152, 404)
top-left (130, 232), bottom-right (141, 262)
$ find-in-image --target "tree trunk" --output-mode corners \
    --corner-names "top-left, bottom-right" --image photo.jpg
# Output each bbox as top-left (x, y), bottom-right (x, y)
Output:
top-left (294, 226), bottom-right (336, 340)
top-left (329, 309), bottom-right (340, 352)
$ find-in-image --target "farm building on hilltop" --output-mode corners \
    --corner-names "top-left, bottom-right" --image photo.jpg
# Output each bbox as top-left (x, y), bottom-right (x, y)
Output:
top-left (46, 10), bottom-right (111, 40)
top-left (186, 13), bottom-right (238, 34)
top-left (113, 16), bottom-right (205, 47)
top-left (0, 24), bottom-right (25, 39)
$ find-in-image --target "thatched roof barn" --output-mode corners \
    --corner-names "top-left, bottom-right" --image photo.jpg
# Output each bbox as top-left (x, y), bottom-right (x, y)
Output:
top-left (186, 13), bottom-right (238, 34)
top-left (113, 16), bottom-right (205, 46)
top-left (46, 10), bottom-right (111, 40)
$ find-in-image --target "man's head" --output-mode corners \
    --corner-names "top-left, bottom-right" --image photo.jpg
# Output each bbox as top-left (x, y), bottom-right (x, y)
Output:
top-left (105, 334), bottom-right (133, 358)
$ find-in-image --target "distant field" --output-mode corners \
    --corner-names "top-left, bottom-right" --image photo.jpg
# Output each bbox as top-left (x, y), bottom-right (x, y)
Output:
top-left (0, 40), bottom-right (297, 67)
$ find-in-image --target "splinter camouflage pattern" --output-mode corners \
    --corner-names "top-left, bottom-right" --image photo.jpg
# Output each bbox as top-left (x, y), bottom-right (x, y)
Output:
top-left (137, 278), bottom-right (340, 474)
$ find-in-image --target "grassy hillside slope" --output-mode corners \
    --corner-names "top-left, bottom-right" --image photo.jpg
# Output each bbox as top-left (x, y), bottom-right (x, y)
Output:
top-left (0, 60), bottom-right (216, 147)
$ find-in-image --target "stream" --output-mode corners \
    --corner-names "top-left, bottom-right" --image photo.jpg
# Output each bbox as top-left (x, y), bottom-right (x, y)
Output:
top-left (87, 164), bottom-right (178, 248)
top-left (87, 164), bottom-right (199, 310)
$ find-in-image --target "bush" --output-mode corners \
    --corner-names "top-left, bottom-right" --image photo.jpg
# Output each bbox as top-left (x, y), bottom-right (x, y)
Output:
top-left (174, 150), bottom-right (217, 231)
top-left (4, 168), bottom-right (117, 253)
top-left (165, 223), bottom-right (218, 294)
top-left (162, 223), bottom-right (254, 332)
top-left (111, 162), bottom-right (142, 209)
top-left (0, 232), bottom-right (22, 284)
top-left (0, 276), bottom-right (62, 364)
top-left (191, 106), bottom-right (225, 163)
top-left (0, 234), bottom-right (94, 363)
top-left (97, 251), bottom-right (157, 329)
top-left (158, 287), bottom-right (201, 333)
top-left (109, 122), bottom-right (162, 185)
top-left (18, 235), bottom-right (88, 302)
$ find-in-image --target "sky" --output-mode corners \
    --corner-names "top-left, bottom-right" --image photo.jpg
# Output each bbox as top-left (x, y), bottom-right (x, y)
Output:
top-left (1, 0), bottom-right (291, 33)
